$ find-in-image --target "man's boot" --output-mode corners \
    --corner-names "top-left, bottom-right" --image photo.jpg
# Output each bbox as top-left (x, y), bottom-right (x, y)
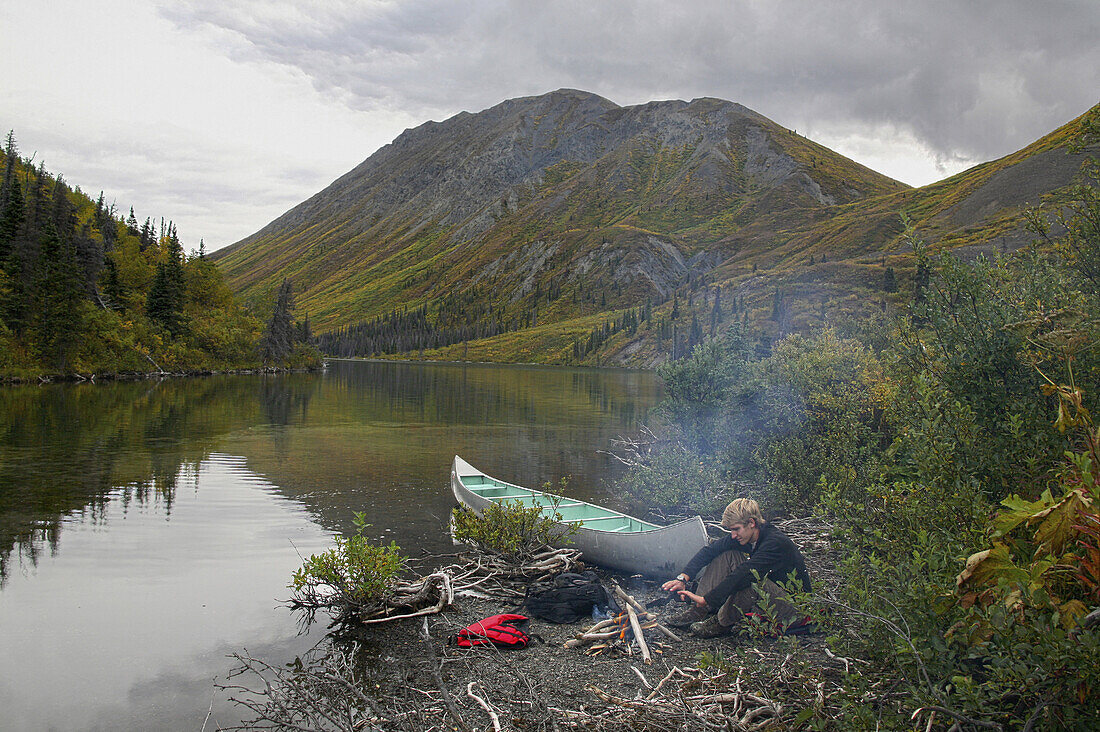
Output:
top-left (690, 614), bottom-right (734, 638)
top-left (665, 604), bottom-right (708, 628)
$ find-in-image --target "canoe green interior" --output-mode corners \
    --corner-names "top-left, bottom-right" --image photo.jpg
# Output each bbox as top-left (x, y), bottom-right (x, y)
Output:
top-left (459, 476), bottom-right (658, 532)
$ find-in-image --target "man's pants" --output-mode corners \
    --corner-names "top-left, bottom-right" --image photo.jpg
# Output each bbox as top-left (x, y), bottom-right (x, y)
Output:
top-left (696, 550), bottom-right (801, 629)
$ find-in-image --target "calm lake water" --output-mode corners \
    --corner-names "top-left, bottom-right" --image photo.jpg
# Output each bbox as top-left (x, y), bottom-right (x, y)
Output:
top-left (0, 360), bottom-right (661, 730)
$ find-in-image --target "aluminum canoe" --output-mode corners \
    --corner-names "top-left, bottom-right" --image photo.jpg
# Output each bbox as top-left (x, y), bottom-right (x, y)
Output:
top-left (450, 455), bottom-right (708, 578)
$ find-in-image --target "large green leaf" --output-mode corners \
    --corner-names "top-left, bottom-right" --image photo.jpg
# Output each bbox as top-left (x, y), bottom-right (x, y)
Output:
top-left (1034, 488), bottom-right (1095, 557)
top-left (957, 543), bottom-right (1028, 591)
top-left (992, 492), bottom-right (1054, 538)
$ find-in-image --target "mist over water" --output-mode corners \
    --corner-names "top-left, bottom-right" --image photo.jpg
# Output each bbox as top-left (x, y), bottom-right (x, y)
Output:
top-left (0, 361), bottom-right (660, 730)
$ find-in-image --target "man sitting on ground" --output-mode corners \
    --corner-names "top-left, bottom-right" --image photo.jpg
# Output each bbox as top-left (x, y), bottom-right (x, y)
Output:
top-left (661, 498), bottom-right (811, 638)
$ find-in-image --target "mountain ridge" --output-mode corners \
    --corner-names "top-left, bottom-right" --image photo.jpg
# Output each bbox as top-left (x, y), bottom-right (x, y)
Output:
top-left (212, 91), bottom-right (1097, 366)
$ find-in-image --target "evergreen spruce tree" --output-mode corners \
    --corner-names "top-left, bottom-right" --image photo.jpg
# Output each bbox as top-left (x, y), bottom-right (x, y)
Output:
top-left (33, 222), bottom-right (85, 369)
top-left (0, 175), bottom-right (23, 265)
top-left (689, 311), bottom-right (702, 350)
top-left (0, 131), bottom-right (17, 210)
top-left (102, 255), bottom-right (125, 309)
top-left (49, 176), bottom-right (77, 241)
top-left (261, 278), bottom-right (296, 363)
top-left (22, 164), bottom-right (49, 242)
top-left (146, 228), bottom-right (186, 335)
top-left (74, 221), bottom-right (102, 295)
top-left (3, 174), bottom-right (38, 336)
top-left (883, 266), bottom-right (898, 293)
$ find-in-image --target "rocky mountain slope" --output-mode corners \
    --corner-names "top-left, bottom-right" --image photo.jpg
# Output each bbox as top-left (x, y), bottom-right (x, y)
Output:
top-left (214, 92), bottom-right (900, 318)
top-left (212, 92), bottom-right (1098, 366)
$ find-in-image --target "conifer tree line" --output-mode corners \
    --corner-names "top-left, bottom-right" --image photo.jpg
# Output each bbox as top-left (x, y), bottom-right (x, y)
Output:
top-left (0, 132), bottom-right (317, 376)
top-left (572, 282), bottom-right (749, 363)
top-left (318, 298), bottom-right (524, 357)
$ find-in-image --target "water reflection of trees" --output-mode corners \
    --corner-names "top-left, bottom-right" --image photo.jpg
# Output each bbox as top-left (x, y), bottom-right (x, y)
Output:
top-left (319, 361), bottom-right (660, 503)
top-left (0, 374), bottom-right (318, 585)
top-left (325, 361), bottom-right (654, 429)
top-left (0, 365), bottom-right (657, 585)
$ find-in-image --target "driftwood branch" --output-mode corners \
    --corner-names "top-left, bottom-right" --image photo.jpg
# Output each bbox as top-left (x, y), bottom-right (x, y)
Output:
top-left (911, 705), bottom-right (1004, 731)
top-left (617, 588), bottom-right (652, 663)
top-left (466, 683), bottom-right (503, 732)
top-left (361, 572), bottom-right (453, 624)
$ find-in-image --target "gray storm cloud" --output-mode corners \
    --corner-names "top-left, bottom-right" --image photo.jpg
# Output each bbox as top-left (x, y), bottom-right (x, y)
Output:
top-left (161, 0), bottom-right (1100, 165)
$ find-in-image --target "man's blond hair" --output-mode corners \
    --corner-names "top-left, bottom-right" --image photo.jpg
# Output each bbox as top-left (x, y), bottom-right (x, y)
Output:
top-left (721, 498), bottom-right (764, 529)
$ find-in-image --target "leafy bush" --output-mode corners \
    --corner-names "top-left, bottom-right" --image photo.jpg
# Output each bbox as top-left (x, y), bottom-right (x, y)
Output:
top-left (822, 250), bottom-right (1100, 726)
top-left (624, 326), bottom-right (888, 516)
top-left (451, 491), bottom-right (577, 563)
top-left (752, 329), bottom-right (888, 513)
top-left (614, 438), bottom-right (733, 515)
top-left (655, 328), bottom-right (758, 456)
top-left (290, 512), bottom-right (406, 610)
top-left (933, 395), bottom-right (1100, 726)
top-left (891, 245), bottom-right (1098, 501)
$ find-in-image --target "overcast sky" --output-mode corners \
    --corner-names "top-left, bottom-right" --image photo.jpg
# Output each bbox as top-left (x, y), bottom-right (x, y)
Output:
top-left (2, 1), bottom-right (1097, 252)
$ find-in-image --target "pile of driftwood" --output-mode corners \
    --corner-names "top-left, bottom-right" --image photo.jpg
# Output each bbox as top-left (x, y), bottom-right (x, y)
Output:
top-left (560, 666), bottom-right (786, 731)
top-left (564, 582), bottom-right (681, 664)
top-left (441, 546), bottom-right (585, 600)
top-left (217, 644), bottom-right (792, 732)
top-left (292, 545), bottom-right (583, 627)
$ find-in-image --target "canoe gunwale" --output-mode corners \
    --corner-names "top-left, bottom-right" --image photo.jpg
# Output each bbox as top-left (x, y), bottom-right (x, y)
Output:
top-left (450, 455), bottom-right (709, 578)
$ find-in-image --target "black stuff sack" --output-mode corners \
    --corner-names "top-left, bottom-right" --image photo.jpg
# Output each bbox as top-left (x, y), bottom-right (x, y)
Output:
top-left (523, 571), bottom-right (618, 624)
top-left (454, 613), bottom-right (531, 649)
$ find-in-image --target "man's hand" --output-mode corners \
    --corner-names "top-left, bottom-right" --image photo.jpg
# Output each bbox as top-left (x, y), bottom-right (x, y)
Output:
top-left (677, 589), bottom-right (707, 609)
top-left (660, 578), bottom-right (686, 592)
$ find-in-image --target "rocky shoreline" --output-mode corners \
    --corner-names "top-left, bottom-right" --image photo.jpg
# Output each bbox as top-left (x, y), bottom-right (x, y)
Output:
top-left (234, 517), bottom-right (846, 730)
top-left (364, 571), bottom-right (830, 720)
top-left (0, 363), bottom-right (324, 385)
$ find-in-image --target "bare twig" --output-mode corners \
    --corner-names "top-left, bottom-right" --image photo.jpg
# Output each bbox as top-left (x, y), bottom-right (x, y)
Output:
top-left (466, 682), bottom-right (503, 732)
top-left (911, 705), bottom-right (1004, 731)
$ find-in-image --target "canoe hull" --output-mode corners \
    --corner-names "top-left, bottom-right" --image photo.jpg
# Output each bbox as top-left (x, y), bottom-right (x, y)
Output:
top-left (450, 456), bottom-right (708, 578)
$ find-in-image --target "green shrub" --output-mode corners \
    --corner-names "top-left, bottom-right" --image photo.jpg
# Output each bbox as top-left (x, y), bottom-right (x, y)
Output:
top-left (290, 512), bottom-right (406, 610)
top-left (891, 246), bottom-right (1097, 501)
top-left (451, 492), bottom-right (576, 563)
top-left (655, 328), bottom-right (758, 456)
top-left (614, 439), bottom-right (732, 515)
top-left (751, 329), bottom-right (888, 513)
top-left (625, 326), bottom-right (888, 516)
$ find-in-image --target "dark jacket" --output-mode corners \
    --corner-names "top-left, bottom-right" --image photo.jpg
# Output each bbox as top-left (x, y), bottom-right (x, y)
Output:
top-left (682, 522), bottom-right (811, 611)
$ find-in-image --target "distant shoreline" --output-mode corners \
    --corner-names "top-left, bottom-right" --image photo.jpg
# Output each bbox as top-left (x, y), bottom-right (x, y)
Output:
top-left (0, 364), bottom-right (324, 386)
top-left (327, 355), bottom-right (654, 372)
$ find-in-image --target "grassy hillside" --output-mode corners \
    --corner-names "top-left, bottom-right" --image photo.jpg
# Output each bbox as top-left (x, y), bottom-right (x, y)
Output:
top-left (214, 94), bottom-right (1098, 367)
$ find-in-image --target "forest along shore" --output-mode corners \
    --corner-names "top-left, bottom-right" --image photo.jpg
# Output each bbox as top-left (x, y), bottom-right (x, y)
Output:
top-left (0, 364), bottom-right (324, 385)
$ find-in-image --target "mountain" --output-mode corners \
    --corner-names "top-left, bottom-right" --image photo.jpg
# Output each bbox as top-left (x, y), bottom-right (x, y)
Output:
top-left (212, 91), bottom-right (1098, 366)
top-left (705, 103), bottom-right (1099, 339)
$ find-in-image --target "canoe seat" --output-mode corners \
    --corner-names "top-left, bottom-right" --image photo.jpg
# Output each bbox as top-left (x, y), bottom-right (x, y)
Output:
top-left (541, 501), bottom-right (583, 509)
top-left (482, 493), bottom-right (585, 511)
